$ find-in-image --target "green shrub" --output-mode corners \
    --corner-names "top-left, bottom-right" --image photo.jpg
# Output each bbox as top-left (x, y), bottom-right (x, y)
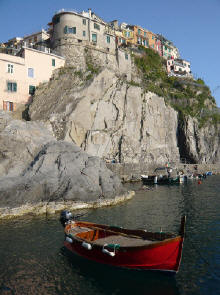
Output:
top-left (196, 78), bottom-right (205, 85)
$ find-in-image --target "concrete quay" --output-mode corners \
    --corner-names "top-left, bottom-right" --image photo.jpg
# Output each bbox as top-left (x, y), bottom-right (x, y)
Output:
top-left (107, 163), bottom-right (220, 182)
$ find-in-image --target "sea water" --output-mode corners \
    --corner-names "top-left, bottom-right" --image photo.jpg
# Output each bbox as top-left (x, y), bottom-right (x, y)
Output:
top-left (0, 175), bottom-right (220, 295)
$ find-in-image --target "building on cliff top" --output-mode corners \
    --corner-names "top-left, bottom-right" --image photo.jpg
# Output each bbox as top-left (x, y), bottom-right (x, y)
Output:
top-left (0, 46), bottom-right (65, 111)
top-left (167, 58), bottom-right (192, 78)
top-left (0, 8), bottom-right (192, 112)
top-left (50, 8), bottom-right (116, 55)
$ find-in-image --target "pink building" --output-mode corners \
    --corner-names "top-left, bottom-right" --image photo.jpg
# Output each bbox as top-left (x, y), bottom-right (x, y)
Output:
top-left (155, 38), bottom-right (162, 57)
top-left (0, 47), bottom-right (65, 111)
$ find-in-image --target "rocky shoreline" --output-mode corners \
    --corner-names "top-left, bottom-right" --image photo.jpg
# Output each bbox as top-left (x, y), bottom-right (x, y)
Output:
top-left (0, 191), bottom-right (135, 220)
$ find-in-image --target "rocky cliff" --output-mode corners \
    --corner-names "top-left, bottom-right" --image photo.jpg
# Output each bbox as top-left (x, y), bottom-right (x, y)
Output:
top-left (28, 62), bottom-right (220, 165)
top-left (29, 67), bottom-right (180, 166)
top-left (177, 115), bottom-right (220, 163)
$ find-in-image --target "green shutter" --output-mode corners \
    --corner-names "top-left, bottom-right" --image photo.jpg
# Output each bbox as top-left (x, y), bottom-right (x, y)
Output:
top-left (29, 85), bottom-right (35, 95)
top-left (13, 83), bottom-right (17, 92)
top-left (64, 26), bottom-right (68, 34)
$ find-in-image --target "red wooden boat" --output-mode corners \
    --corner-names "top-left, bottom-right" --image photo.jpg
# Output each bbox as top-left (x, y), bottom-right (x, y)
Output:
top-left (60, 212), bottom-right (186, 274)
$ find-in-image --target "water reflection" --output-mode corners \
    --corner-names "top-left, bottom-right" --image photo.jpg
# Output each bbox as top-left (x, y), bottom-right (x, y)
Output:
top-left (0, 176), bottom-right (220, 294)
top-left (61, 247), bottom-right (180, 295)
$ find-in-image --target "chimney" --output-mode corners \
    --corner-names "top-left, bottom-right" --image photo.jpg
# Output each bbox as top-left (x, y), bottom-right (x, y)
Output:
top-left (88, 8), bottom-right (92, 18)
top-left (111, 20), bottom-right (119, 29)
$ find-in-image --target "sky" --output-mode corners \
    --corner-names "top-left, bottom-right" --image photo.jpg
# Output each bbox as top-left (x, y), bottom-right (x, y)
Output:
top-left (1, 0), bottom-right (220, 106)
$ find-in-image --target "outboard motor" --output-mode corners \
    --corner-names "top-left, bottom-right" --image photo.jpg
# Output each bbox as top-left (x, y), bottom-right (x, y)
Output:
top-left (60, 210), bottom-right (73, 227)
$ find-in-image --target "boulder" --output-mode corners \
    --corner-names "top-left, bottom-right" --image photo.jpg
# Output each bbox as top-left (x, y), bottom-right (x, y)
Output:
top-left (0, 111), bottom-right (127, 217)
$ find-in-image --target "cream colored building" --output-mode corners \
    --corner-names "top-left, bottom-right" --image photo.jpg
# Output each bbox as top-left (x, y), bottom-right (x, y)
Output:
top-left (51, 9), bottom-right (116, 54)
top-left (0, 47), bottom-right (65, 111)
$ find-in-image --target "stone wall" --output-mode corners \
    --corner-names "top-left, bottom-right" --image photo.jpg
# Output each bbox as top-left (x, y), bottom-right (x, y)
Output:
top-left (53, 36), bottom-right (132, 79)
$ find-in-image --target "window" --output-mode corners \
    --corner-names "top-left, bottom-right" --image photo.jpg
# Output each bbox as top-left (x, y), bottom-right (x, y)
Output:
top-left (83, 31), bottom-right (86, 37)
top-left (92, 33), bottom-right (97, 43)
top-left (8, 64), bottom-right (13, 73)
top-left (28, 68), bottom-right (34, 78)
top-left (52, 59), bottom-right (56, 67)
top-left (64, 26), bottom-right (76, 34)
top-left (94, 23), bottom-right (100, 30)
top-left (152, 36), bottom-right (154, 40)
top-left (125, 53), bottom-right (128, 60)
top-left (144, 32), bottom-right (146, 37)
top-left (138, 29), bottom-right (141, 35)
top-left (7, 82), bottom-right (17, 92)
top-left (83, 19), bottom-right (86, 25)
top-left (106, 35), bottom-right (110, 43)
top-left (3, 101), bottom-right (14, 111)
top-left (34, 36), bottom-right (37, 43)
top-left (29, 85), bottom-right (36, 95)
top-left (68, 27), bottom-right (76, 34)
top-left (126, 31), bottom-right (130, 37)
top-left (119, 38), bottom-right (122, 43)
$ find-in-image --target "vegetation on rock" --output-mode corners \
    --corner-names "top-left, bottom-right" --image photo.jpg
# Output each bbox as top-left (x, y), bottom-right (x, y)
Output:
top-left (133, 47), bottom-right (220, 127)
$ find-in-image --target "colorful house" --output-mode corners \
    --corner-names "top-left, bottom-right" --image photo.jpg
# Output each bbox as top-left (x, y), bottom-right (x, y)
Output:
top-left (147, 31), bottom-right (156, 50)
top-left (0, 47), bottom-right (65, 111)
top-left (157, 35), bottom-right (180, 60)
top-left (127, 25), bottom-right (148, 48)
top-left (121, 23), bottom-right (135, 46)
top-left (167, 58), bottom-right (191, 77)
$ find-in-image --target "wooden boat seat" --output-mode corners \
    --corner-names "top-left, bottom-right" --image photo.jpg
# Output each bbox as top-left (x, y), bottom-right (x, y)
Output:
top-left (68, 226), bottom-right (91, 235)
top-left (92, 235), bottom-right (157, 247)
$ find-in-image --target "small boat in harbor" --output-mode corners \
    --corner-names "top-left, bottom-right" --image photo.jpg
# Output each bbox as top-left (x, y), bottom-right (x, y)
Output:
top-left (60, 212), bottom-right (186, 274)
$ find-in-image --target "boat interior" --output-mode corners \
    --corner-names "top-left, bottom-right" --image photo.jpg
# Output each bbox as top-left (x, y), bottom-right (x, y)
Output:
top-left (66, 222), bottom-right (177, 247)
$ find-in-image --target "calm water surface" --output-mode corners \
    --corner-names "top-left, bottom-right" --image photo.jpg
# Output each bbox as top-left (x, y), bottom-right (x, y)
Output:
top-left (0, 175), bottom-right (220, 295)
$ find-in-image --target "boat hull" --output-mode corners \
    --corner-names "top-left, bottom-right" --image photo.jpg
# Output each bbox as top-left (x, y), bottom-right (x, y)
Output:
top-left (64, 236), bottom-right (184, 273)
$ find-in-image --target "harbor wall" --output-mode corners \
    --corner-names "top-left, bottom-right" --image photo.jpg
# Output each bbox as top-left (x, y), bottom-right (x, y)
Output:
top-left (106, 163), bottom-right (220, 182)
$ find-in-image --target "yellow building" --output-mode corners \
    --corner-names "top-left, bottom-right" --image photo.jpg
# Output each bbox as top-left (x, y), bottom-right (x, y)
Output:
top-left (121, 27), bottom-right (135, 45)
top-left (129, 25), bottom-right (148, 48)
top-left (147, 31), bottom-right (157, 50)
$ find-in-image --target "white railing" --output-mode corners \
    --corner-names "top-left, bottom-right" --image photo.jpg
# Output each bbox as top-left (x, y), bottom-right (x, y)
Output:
top-left (55, 8), bottom-right (78, 15)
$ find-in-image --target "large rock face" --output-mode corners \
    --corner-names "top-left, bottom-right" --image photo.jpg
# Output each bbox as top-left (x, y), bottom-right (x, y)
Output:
top-left (178, 115), bottom-right (220, 163)
top-left (0, 112), bottom-right (126, 215)
top-left (29, 68), bottom-right (180, 166)
top-left (0, 111), bottom-right (54, 177)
